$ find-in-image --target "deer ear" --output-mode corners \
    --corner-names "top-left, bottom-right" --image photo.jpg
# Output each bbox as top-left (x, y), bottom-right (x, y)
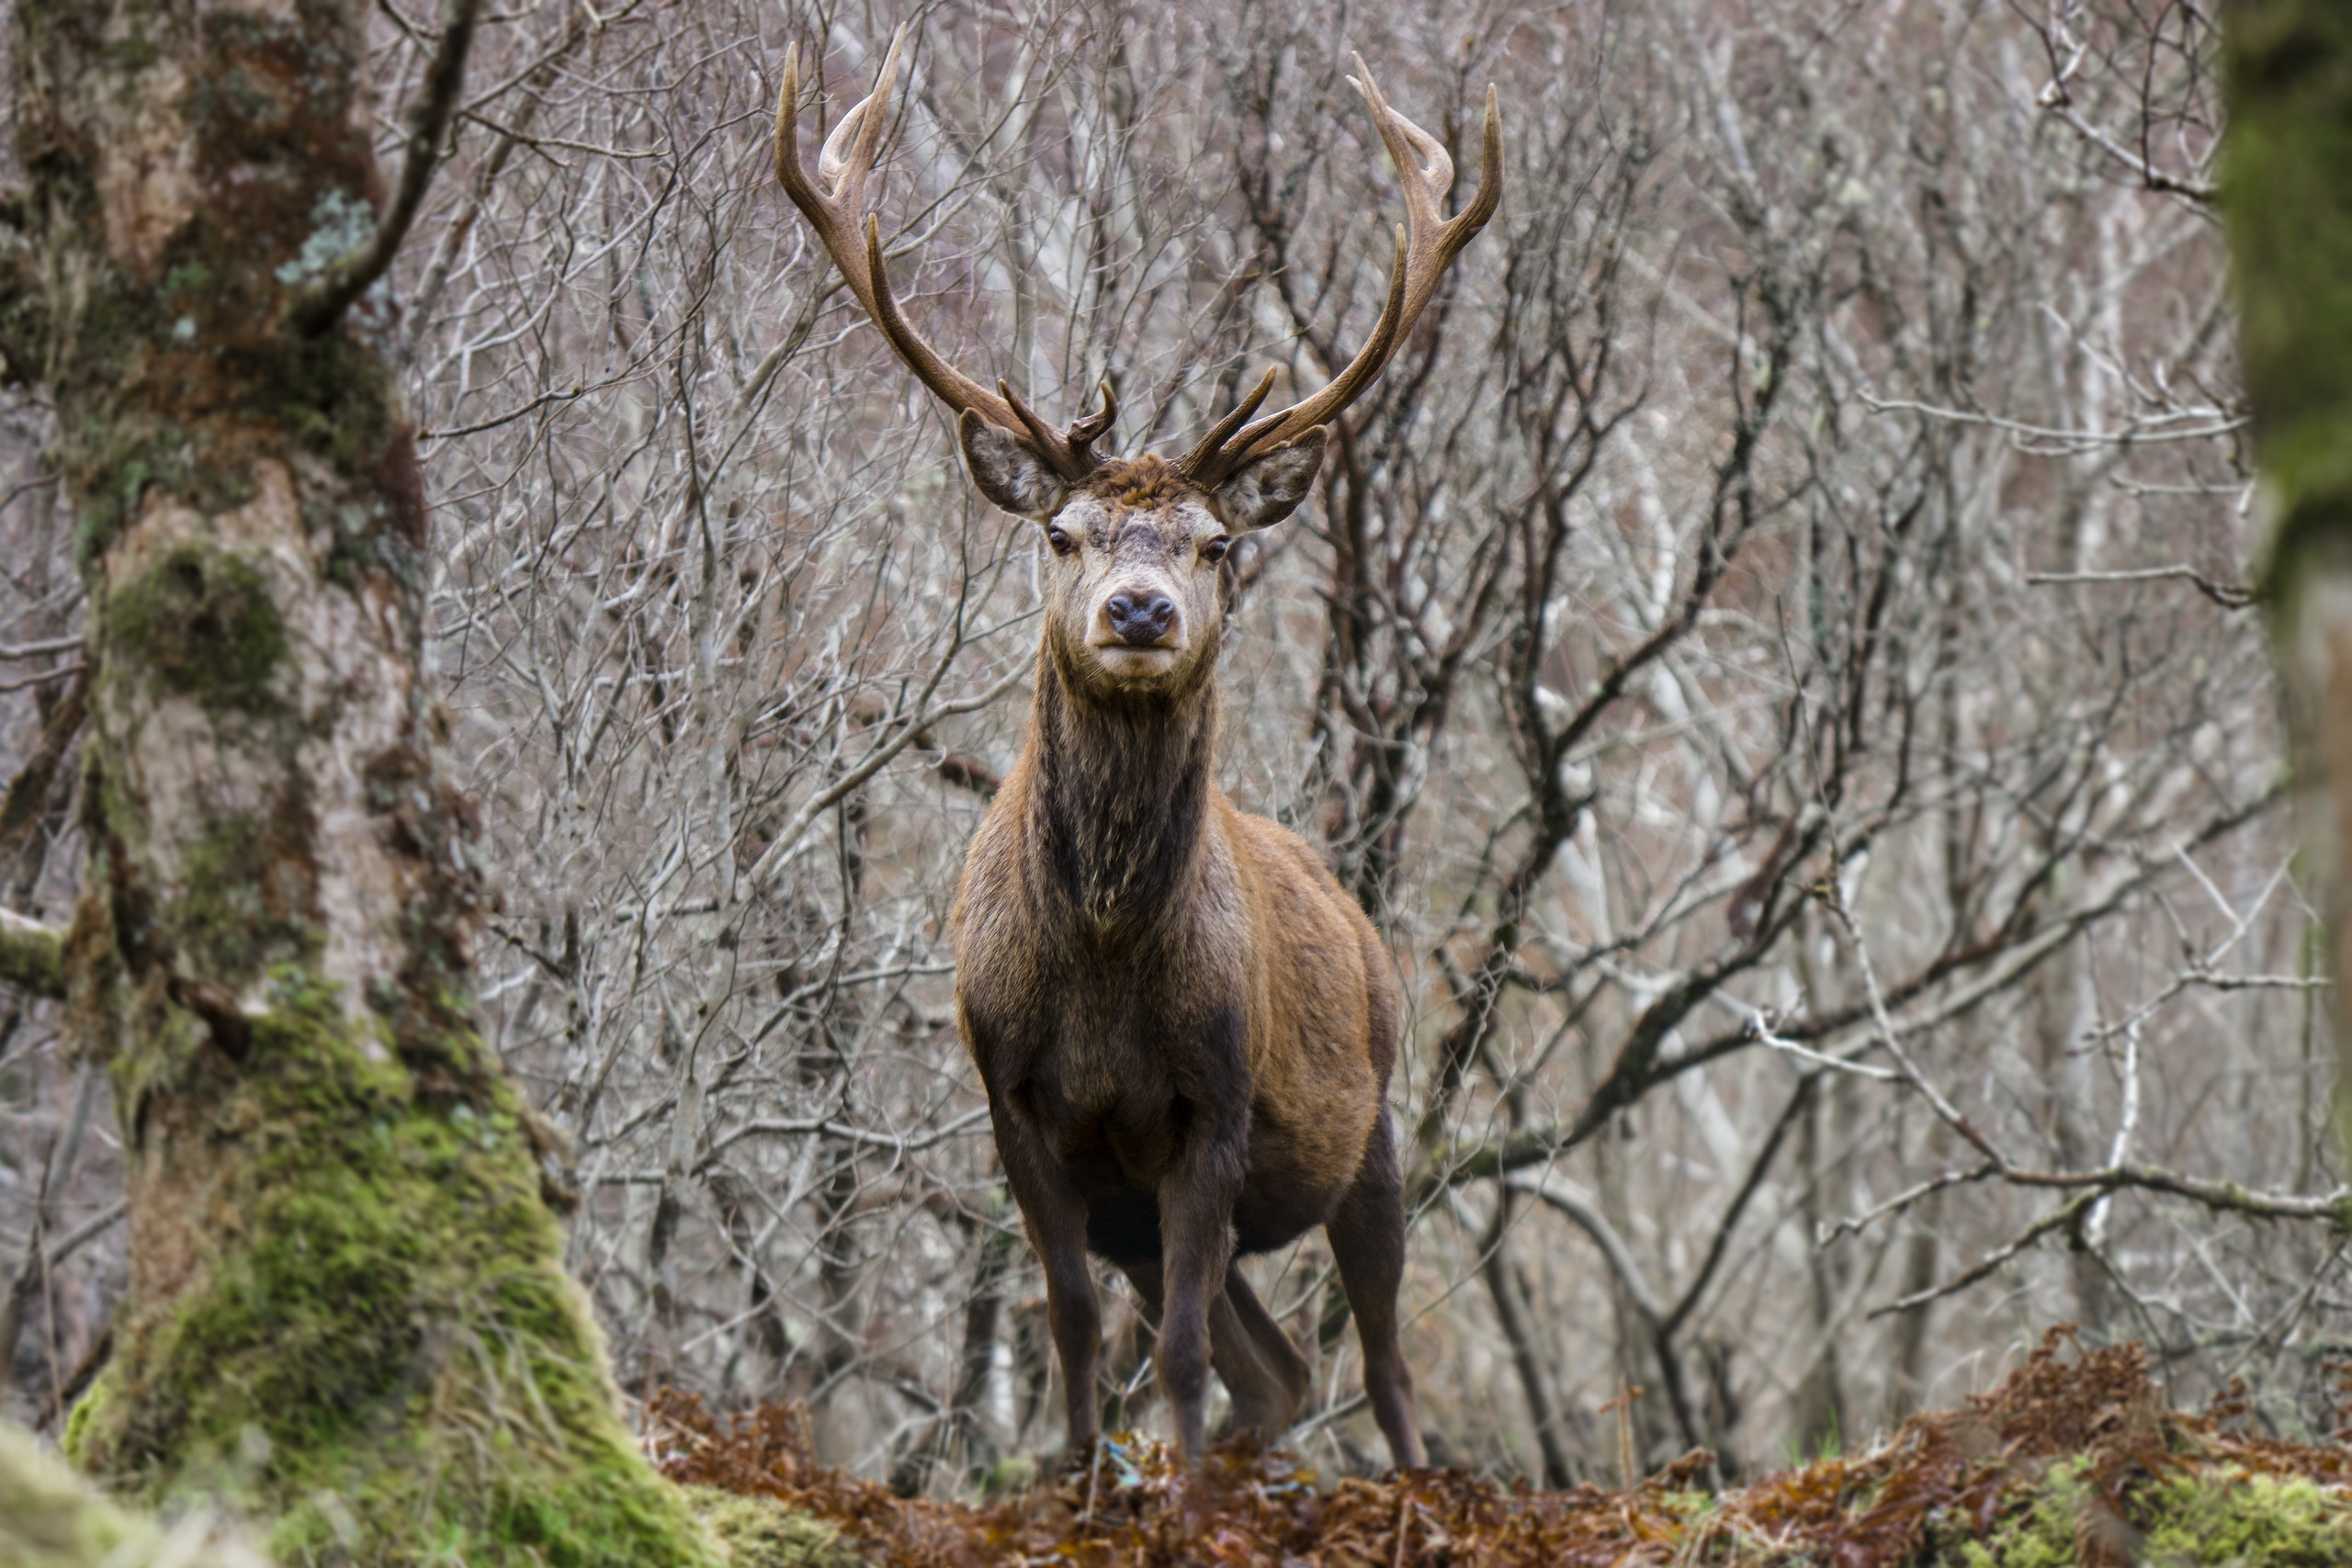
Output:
top-left (1213, 427), bottom-right (1328, 531)
top-left (960, 412), bottom-right (1068, 518)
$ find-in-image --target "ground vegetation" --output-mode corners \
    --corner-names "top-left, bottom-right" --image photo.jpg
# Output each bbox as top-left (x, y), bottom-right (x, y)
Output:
top-left (651, 1330), bottom-right (2352, 1565)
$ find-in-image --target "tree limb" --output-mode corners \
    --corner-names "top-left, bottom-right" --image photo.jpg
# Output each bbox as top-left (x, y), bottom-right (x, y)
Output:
top-left (289, 0), bottom-right (481, 334)
top-left (0, 909), bottom-right (63, 1000)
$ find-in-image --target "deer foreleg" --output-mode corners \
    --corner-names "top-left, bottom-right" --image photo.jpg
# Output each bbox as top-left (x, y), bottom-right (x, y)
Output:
top-left (1156, 1134), bottom-right (1244, 1459)
top-left (992, 1097), bottom-right (1102, 1461)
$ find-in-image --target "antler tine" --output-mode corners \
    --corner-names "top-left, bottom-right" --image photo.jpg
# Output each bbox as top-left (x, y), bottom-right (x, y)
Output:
top-left (1180, 66), bottom-right (1504, 487)
top-left (775, 28), bottom-right (918, 336)
top-left (1182, 367), bottom-right (1281, 471)
top-left (997, 377), bottom-right (1063, 456)
top-left (775, 29), bottom-right (1105, 480)
top-left (1069, 379), bottom-right (1118, 445)
top-left (1065, 379), bottom-right (1118, 467)
top-left (816, 32), bottom-right (901, 208)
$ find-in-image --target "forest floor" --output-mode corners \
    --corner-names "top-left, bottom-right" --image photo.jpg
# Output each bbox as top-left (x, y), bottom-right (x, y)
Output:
top-left (650, 1329), bottom-right (2352, 1567)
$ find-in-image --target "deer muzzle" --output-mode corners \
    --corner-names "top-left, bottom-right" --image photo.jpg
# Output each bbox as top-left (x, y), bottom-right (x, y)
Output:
top-left (1104, 590), bottom-right (1178, 648)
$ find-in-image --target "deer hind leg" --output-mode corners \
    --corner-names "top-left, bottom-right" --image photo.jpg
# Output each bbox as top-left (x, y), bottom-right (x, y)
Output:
top-left (993, 1099), bottom-right (1102, 1461)
top-left (1113, 1259), bottom-right (1306, 1440)
top-left (1213, 1263), bottom-right (1311, 1438)
top-left (1327, 1112), bottom-right (1424, 1469)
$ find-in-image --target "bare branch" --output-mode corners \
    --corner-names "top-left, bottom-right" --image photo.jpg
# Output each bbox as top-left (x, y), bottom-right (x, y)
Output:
top-left (0, 908), bottom-right (62, 1000)
top-left (289, 0), bottom-right (481, 334)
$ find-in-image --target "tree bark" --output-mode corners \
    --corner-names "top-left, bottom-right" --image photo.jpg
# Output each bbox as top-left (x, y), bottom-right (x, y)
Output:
top-left (3, 2), bottom-right (716, 1561)
top-left (2227, 4), bottom-right (2352, 1150)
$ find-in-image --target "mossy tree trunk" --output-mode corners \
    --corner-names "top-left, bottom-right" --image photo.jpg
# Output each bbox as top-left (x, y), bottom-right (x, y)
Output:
top-left (2225, 6), bottom-right (2352, 1143)
top-left (0, 4), bottom-right (716, 1562)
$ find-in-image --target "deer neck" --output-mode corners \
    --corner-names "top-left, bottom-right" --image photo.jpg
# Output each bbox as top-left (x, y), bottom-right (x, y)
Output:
top-left (1027, 638), bottom-right (1220, 938)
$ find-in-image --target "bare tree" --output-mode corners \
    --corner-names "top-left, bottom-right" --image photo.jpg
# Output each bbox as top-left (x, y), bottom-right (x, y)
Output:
top-left (0, 0), bottom-right (2331, 1506)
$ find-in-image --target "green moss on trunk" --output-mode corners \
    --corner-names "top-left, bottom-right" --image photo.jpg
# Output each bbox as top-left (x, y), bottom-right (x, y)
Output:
top-left (107, 547), bottom-right (290, 714)
top-left (66, 980), bottom-right (718, 1566)
top-left (2228, 4), bottom-right (2352, 592)
top-left (0, 908), bottom-right (64, 998)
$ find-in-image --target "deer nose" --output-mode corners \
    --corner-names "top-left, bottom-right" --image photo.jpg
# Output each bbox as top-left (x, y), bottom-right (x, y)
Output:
top-left (1105, 590), bottom-right (1177, 647)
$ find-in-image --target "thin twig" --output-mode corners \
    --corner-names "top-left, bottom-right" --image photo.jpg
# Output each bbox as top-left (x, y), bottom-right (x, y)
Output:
top-left (1871, 1191), bottom-right (2105, 1317)
top-left (0, 633), bottom-right (78, 661)
top-left (705, 1105), bottom-right (992, 1160)
top-left (0, 662), bottom-right (82, 695)
top-left (1858, 389), bottom-right (2240, 455)
top-left (2028, 566), bottom-right (2254, 610)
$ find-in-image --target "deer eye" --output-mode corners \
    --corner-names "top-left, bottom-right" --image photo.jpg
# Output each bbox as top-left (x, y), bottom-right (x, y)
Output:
top-left (1201, 536), bottom-right (1231, 565)
top-left (1045, 526), bottom-right (1075, 557)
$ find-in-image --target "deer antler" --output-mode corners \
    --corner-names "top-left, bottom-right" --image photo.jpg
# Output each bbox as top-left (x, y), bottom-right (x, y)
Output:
top-left (1178, 59), bottom-right (1503, 488)
top-left (774, 28), bottom-right (1114, 479)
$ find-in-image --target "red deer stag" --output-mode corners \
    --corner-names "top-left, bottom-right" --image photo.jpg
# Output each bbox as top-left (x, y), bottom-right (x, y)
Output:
top-left (774, 31), bottom-right (1500, 1467)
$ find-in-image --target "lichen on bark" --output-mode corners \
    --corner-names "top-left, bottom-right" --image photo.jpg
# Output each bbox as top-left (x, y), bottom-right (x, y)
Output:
top-left (4, 0), bottom-right (726, 1562)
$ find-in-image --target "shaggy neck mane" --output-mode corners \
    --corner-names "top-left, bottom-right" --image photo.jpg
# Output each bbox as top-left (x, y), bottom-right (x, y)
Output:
top-left (1027, 636), bottom-right (1218, 938)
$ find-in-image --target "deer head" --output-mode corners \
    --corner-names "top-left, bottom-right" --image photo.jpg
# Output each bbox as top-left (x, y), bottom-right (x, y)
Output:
top-left (774, 30), bottom-right (1502, 696)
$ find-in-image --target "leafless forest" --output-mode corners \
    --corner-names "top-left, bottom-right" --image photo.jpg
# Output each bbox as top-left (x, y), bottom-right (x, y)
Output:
top-left (1, 0), bottom-right (2328, 1495)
